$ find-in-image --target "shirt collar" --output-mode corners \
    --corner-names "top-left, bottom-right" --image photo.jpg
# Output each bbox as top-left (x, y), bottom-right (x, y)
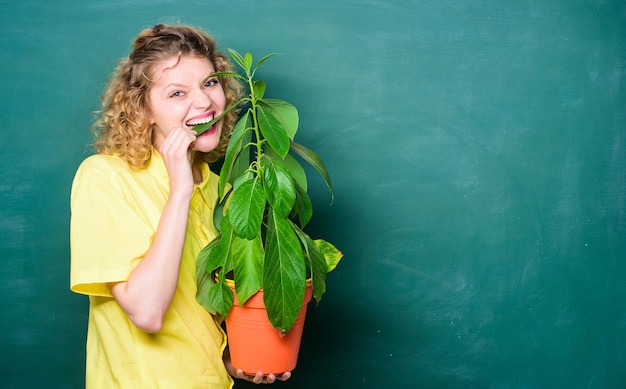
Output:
top-left (147, 148), bottom-right (170, 184)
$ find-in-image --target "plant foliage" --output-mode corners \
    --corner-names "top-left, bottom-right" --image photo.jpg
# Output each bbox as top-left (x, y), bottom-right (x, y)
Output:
top-left (196, 50), bottom-right (342, 334)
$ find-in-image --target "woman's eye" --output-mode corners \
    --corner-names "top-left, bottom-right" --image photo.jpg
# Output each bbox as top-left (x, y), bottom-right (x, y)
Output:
top-left (170, 91), bottom-right (184, 98)
top-left (204, 78), bottom-right (218, 88)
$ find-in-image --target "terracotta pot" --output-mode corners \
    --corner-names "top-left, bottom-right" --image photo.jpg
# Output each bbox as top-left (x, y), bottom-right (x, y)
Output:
top-left (225, 281), bottom-right (313, 375)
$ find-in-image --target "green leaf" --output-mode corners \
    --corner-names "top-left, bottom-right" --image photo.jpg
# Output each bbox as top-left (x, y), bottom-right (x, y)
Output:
top-left (307, 240), bottom-right (327, 303)
top-left (263, 209), bottom-right (306, 333)
top-left (262, 158), bottom-right (296, 218)
top-left (209, 71), bottom-right (247, 83)
top-left (253, 80), bottom-right (266, 100)
top-left (205, 216), bottom-right (235, 273)
top-left (292, 181), bottom-right (313, 227)
top-left (243, 52), bottom-right (253, 73)
top-left (192, 99), bottom-right (242, 136)
top-left (212, 187), bottom-right (231, 232)
top-left (314, 239), bottom-right (343, 272)
top-left (232, 234), bottom-right (264, 305)
top-left (196, 236), bottom-right (221, 314)
top-left (197, 235), bottom-right (220, 273)
top-left (259, 99), bottom-right (299, 140)
top-left (227, 49), bottom-right (245, 69)
top-left (230, 120), bottom-right (254, 192)
top-left (292, 224), bottom-right (328, 303)
top-left (208, 280), bottom-right (234, 317)
top-left (202, 217), bottom-right (237, 317)
top-left (218, 112), bottom-right (250, 198)
top-left (266, 148), bottom-right (307, 191)
top-left (228, 177), bottom-right (266, 240)
top-left (257, 104), bottom-right (291, 158)
top-left (290, 141), bottom-right (334, 202)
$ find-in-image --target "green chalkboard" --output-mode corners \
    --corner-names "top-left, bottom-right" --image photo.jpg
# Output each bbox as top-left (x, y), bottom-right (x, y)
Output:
top-left (1, 0), bottom-right (625, 387)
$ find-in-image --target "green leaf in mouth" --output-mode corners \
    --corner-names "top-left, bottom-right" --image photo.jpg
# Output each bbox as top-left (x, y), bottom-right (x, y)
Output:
top-left (192, 101), bottom-right (241, 135)
top-left (192, 112), bottom-right (222, 135)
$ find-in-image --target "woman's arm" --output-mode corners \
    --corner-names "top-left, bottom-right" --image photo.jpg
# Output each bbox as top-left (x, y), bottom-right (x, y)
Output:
top-left (110, 127), bottom-right (197, 332)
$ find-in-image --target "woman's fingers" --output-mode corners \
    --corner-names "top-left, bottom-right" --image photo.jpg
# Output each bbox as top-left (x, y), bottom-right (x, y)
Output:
top-left (159, 127), bottom-right (197, 194)
top-left (159, 127), bottom-right (196, 157)
top-left (235, 369), bottom-right (289, 384)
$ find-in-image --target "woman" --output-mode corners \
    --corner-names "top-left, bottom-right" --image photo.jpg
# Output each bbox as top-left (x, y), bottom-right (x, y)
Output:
top-left (70, 24), bottom-right (290, 388)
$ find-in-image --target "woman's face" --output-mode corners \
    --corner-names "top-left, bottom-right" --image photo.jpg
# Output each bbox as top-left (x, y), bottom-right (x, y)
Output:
top-left (147, 55), bottom-right (226, 153)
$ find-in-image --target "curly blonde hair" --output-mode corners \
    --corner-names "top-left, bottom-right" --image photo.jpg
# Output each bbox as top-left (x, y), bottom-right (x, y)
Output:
top-left (92, 24), bottom-right (243, 168)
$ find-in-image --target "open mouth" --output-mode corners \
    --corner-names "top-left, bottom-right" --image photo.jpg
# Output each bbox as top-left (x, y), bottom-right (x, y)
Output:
top-left (186, 113), bottom-right (215, 127)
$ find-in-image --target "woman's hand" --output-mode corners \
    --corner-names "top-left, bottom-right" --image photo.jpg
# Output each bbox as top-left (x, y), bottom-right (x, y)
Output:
top-left (223, 348), bottom-right (292, 384)
top-left (233, 369), bottom-right (291, 384)
top-left (158, 126), bottom-right (197, 196)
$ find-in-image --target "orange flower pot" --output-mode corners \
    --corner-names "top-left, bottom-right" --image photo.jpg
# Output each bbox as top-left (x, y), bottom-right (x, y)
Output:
top-left (225, 282), bottom-right (313, 375)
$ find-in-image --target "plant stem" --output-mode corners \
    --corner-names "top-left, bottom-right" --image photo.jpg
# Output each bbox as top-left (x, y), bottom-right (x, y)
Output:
top-left (247, 76), bottom-right (264, 178)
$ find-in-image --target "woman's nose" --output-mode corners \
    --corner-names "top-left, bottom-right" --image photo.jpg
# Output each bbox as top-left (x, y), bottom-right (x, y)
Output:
top-left (192, 88), bottom-right (212, 108)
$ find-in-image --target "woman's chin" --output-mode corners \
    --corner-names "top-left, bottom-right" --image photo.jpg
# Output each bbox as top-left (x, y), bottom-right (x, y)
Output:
top-left (193, 133), bottom-right (221, 153)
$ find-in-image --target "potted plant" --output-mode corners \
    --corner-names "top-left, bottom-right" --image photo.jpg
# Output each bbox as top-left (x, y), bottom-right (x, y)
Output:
top-left (194, 49), bottom-right (342, 374)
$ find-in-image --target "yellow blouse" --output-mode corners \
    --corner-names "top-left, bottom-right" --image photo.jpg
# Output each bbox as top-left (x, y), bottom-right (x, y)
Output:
top-left (70, 151), bottom-right (233, 389)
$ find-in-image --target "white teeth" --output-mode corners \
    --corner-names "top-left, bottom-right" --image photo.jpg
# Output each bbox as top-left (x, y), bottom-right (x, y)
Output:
top-left (187, 114), bottom-right (215, 126)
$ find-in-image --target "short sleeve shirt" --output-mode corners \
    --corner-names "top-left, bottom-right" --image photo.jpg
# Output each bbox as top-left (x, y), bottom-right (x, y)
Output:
top-left (70, 151), bottom-right (233, 389)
